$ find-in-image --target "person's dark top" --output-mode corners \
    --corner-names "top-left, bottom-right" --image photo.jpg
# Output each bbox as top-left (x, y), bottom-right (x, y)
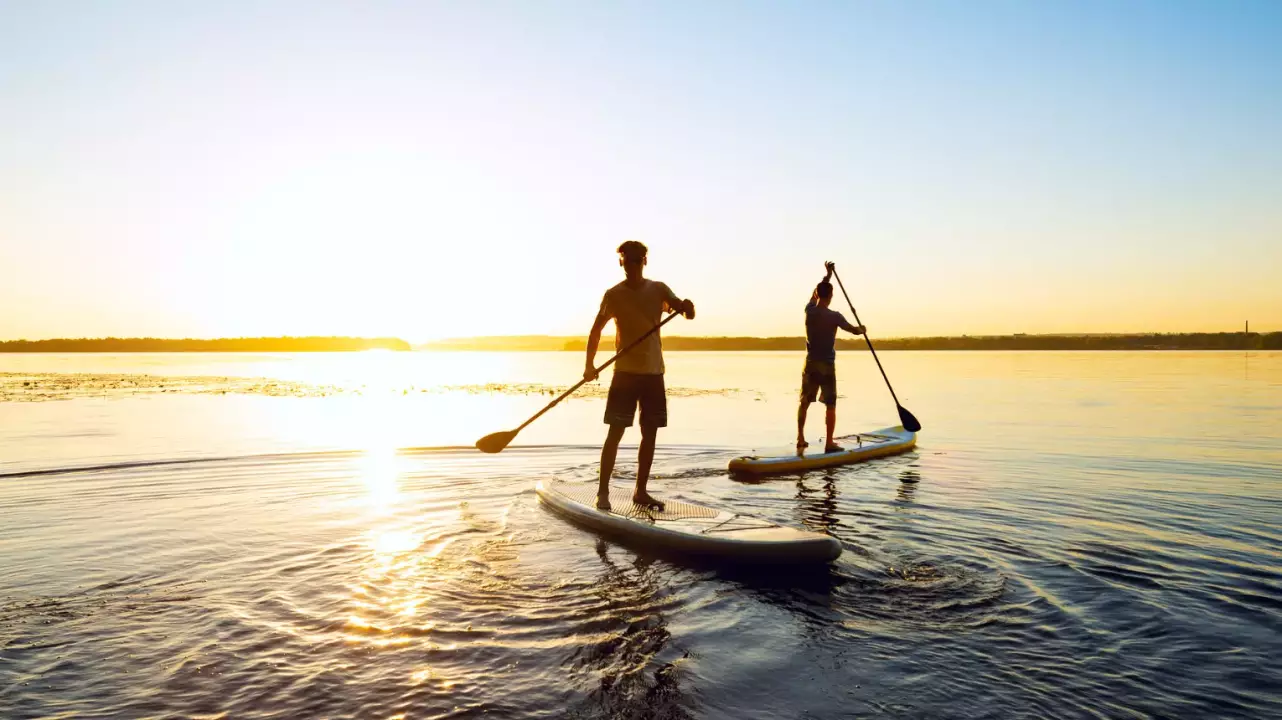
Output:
top-left (805, 299), bottom-right (860, 361)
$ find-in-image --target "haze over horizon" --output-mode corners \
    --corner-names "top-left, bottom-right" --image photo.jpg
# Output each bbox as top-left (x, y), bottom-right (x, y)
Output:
top-left (3, 1), bottom-right (1279, 343)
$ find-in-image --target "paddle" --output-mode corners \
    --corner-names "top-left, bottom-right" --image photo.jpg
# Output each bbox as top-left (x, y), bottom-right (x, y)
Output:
top-left (475, 310), bottom-right (682, 453)
top-left (830, 266), bottom-right (922, 433)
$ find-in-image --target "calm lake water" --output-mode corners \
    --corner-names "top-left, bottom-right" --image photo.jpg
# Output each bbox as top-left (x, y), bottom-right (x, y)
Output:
top-left (1, 351), bottom-right (1280, 718)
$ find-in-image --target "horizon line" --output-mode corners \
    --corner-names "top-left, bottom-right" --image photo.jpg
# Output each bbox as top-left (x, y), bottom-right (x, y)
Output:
top-left (1, 330), bottom-right (1276, 345)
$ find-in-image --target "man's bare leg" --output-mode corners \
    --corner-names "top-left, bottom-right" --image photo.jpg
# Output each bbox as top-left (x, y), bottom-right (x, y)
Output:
top-left (633, 424), bottom-right (664, 509)
top-left (824, 404), bottom-right (842, 453)
top-left (797, 401), bottom-right (810, 450)
top-left (597, 424), bottom-right (626, 510)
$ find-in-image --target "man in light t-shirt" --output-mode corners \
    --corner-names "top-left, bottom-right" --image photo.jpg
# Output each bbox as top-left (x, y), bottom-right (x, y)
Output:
top-left (584, 241), bottom-right (695, 511)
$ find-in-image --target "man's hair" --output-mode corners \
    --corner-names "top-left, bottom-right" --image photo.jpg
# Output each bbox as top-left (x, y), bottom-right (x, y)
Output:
top-left (816, 281), bottom-right (834, 299)
top-left (617, 240), bottom-right (648, 262)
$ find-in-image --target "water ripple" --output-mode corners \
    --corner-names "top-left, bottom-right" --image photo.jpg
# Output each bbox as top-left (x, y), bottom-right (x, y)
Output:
top-left (0, 440), bottom-right (1279, 719)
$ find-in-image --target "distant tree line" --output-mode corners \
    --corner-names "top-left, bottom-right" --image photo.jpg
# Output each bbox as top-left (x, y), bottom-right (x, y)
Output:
top-left (853, 332), bottom-right (1281, 351)
top-left (425, 332), bottom-right (1282, 352)
top-left (0, 336), bottom-right (411, 352)
top-left (13, 333), bottom-right (1271, 353)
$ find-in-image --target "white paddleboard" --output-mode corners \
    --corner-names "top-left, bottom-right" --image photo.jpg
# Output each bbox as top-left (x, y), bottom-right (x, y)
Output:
top-left (535, 480), bottom-right (841, 563)
top-left (728, 425), bottom-right (916, 474)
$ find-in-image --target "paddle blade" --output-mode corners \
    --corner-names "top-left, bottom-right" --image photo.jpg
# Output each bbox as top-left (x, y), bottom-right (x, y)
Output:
top-left (897, 404), bottom-right (922, 433)
top-left (475, 429), bottom-right (518, 454)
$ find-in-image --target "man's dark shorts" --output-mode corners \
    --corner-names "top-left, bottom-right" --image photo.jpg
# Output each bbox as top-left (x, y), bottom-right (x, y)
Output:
top-left (605, 372), bottom-right (667, 428)
top-left (800, 359), bottom-right (837, 407)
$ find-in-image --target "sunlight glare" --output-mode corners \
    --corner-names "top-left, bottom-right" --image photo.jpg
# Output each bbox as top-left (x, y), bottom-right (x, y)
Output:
top-left (360, 446), bottom-right (400, 511)
top-left (372, 529), bottom-right (420, 556)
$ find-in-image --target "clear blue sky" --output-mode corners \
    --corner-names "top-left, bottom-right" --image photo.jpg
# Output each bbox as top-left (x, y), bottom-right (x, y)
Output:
top-left (2, 1), bottom-right (1279, 340)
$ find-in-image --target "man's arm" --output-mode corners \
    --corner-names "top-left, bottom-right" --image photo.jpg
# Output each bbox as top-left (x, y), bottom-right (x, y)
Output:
top-left (660, 283), bottom-right (695, 319)
top-left (584, 309), bottom-right (610, 381)
top-left (837, 313), bottom-right (866, 336)
top-left (822, 261), bottom-right (863, 333)
top-left (809, 261), bottom-right (836, 309)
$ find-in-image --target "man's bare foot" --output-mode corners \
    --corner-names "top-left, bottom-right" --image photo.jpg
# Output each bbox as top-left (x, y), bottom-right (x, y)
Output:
top-left (796, 439), bottom-right (809, 449)
top-left (632, 492), bottom-right (665, 511)
top-left (824, 444), bottom-right (844, 454)
top-left (596, 492), bottom-right (612, 511)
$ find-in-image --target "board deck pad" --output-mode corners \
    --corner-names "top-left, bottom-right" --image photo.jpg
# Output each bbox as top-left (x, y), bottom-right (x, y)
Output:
top-left (825, 432), bottom-right (894, 448)
top-left (550, 482), bottom-right (720, 522)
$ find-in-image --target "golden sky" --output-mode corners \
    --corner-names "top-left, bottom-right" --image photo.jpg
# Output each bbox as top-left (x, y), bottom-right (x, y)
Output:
top-left (2, 2), bottom-right (1279, 341)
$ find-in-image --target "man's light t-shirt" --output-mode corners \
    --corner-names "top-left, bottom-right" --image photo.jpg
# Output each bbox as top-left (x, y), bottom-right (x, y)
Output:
top-left (599, 280), bottom-right (682, 375)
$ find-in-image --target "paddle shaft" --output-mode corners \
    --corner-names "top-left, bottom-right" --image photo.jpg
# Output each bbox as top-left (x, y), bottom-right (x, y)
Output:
top-left (513, 310), bottom-right (680, 434)
top-left (830, 268), bottom-right (905, 408)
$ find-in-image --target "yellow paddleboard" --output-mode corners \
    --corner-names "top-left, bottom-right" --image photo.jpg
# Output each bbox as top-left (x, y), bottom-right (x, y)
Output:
top-left (728, 425), bottom-right (916, 475)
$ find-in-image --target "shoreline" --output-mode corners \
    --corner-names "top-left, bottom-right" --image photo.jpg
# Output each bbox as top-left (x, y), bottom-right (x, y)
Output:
top-left (421, 331), bottom-right (1279, 352)
top-left (1, 332), bottom-right (1277, 353)
top-left (0, 336), bottom-right (411, 353)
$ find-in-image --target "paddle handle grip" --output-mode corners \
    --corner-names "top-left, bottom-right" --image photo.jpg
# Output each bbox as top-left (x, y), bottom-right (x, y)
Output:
top-left (515, 310), bottom-right (680, 433)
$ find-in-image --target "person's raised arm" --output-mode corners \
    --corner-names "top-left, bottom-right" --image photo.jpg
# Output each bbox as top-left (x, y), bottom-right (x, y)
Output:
top-left (809, 261), bottom-right (836, 308)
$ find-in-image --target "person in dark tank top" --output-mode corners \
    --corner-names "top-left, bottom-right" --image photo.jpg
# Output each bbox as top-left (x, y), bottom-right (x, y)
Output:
top-left (798, 262), bottom-right (865, 453)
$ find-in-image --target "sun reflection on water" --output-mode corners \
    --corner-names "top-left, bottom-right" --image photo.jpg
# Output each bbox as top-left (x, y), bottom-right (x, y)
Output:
top-left (371, 528), bottom-right (420, 556)
top-left (348, 450), bottom-right (435, 638)
top-left (327, 440), bottom-right (471, 697)
top-left (360, 446), bottom-right (400, 511)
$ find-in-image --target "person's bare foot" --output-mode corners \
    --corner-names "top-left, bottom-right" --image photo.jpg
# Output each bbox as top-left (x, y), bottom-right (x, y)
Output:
top-left (824, 444), bottom-right (844, 454)
top-left (632, 492), bottom-right (665, 511)
top-left (596, 492), bottom-right (612, 511)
